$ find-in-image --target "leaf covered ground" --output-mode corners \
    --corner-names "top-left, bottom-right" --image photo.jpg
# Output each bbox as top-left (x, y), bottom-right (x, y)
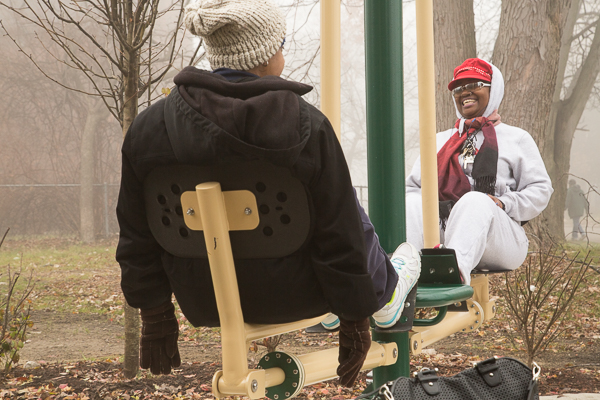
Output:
top-left (2, 352), bottom-right (600, 399)
top-left (1, 237), bottom-right (600, 398)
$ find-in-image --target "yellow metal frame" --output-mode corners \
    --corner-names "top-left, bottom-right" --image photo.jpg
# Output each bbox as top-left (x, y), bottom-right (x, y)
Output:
top-left (416, 0), bottom-right (440, 248)
top-left (320, 0), bottom-right (341, 140)
top-left (410, 0), bottom-right (501, 361)
top-left (409, 274), bottom-right (497, 355)
top-left (181, 182), bottom-right (398, 399)
top-left (470, 274), bottom-right (497, 323)
top-left (181, 189), bottom-right (259, 231)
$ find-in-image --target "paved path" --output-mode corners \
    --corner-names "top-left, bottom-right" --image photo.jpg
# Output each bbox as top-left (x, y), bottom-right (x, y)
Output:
top-left (564, 219), bottom-right (600, 244)
top-left (541, 395), bottom-right (600, 399)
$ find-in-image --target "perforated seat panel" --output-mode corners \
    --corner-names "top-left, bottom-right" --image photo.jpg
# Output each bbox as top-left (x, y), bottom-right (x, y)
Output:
top-left (144, 161), bottom-right (310, 259)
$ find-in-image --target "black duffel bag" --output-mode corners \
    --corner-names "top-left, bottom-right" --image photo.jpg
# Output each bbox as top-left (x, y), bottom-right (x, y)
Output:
top-left (357, 357), bottom-right (540, 400)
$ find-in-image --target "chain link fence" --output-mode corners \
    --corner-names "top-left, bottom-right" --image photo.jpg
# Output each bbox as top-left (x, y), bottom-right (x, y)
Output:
top-left (0, 183), bottom-right (119, 237)
top-left (0, 183), bottom-right (369, 238)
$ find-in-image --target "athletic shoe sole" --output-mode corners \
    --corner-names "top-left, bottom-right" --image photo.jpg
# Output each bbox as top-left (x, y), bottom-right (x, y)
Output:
top-left (373, 243), bottom-right (421, 328)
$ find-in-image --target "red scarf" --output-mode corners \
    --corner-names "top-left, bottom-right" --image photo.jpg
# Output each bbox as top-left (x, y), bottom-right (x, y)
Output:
top-left (437, 117), bottom-right (498, 202)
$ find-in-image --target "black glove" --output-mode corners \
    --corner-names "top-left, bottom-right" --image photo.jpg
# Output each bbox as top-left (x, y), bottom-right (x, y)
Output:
top-left (337, 317), bottom-right (371, 387)
top-left (140, 301), bottom-right (181, 375)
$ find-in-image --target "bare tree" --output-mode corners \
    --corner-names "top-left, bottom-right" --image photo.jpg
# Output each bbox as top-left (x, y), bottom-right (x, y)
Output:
top-left (279, 0), bottom-right (321, 106)
top-left (543, 0), bottom-right (600, 238)
top-left (0, 32), bottom-right (104, 236)
top-left (0, 0), bottom-right (204, 379)
top-left (0, 0), bottom-right (199, 134)
top-left (492, 0), bottom-right (572, 140)
top-left (433, 0), bottom-right (477, 131)
top-left (491, 0), bottom-right (600, 239)
top-left (492, 0), bottom-right (573, 237)
top-left (432, 0), bottom-right (600, 239)
top-left (80, 99), bottom-right (110, 243)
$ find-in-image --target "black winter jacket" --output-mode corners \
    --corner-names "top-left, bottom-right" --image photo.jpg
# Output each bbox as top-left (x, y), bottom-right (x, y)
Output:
top-left (116, 67), bottom-right (379, 326)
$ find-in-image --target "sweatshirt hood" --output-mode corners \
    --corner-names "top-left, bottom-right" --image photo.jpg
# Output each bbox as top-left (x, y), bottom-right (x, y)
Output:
top-left (164, 67), bottom-right (314, 167)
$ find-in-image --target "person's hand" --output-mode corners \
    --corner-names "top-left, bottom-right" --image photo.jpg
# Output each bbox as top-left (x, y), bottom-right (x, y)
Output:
top-left (337, 317), bottom-right (371, 387)
top-left (487, 194), bottom-right (505, 210)
top-left (140, 302), bottom-right (181, 375)
top-left (489, 109), bottom-right (502, 126)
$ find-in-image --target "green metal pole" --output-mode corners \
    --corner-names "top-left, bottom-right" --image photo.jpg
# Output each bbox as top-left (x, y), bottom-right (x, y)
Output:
top-left (364, 1), bottom-right (409, 386)
top-left (364, 2), bottom-right (405, 253)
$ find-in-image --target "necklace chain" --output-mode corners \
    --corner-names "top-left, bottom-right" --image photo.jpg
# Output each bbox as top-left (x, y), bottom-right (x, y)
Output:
top-left (461, 130), bottom-right (478, 157)
top-left (461, 130), bottom-right (479, 168)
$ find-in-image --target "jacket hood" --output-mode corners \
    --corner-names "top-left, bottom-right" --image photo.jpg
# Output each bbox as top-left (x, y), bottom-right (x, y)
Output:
top-left (164, 67), bottom-right (314, 166)
top-left (453, 61), bottom-right (504, 132)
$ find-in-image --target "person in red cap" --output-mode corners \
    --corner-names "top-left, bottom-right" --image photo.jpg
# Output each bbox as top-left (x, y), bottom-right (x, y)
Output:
top-left (405, 58), bottom-right (553, 283)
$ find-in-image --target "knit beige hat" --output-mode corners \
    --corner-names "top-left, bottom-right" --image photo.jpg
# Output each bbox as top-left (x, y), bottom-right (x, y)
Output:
top-left (184, 0), bottom-right (286, 71)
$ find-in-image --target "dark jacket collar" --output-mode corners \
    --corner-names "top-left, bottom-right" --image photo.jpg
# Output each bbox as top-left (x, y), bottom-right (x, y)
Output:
top-left (212, 68), bottom-right (259, 82)
top-left (165, 67), bottom-right (314, 167)
top-left (174, 66), bottom-right (312, 99)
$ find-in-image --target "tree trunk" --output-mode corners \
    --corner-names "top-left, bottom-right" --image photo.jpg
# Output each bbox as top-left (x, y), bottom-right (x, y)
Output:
top-left (492, 0), bottom-right (573, 237)
top-left (547, 10), bottom-right (600, 240)
top-left (122, 50), bottom-right (140, 139)
top-left (492, 0), bottom-right (571, 142)
top-left (541, 0), bottom-right (581, 240)
top-left (123, 303), bottom-right (140, 378)
top-left (79, 98), bottom-right (105, 243)
top-left (122, 47), bottom-right (141, 380)
top-left (433, 0), bottom-right (476, 132)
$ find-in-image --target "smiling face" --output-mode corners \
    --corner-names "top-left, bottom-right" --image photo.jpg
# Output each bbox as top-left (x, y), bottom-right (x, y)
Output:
top-left (454, 78), bottom-right (491, 119)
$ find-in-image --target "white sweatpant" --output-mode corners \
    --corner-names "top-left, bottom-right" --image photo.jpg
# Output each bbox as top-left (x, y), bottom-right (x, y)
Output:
top-left (406, 191), bottom-right (529, 284)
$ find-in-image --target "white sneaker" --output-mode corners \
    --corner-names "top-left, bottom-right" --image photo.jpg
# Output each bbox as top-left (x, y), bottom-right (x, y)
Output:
top-left (321, 313), bottom-right (340, 330)
top-left (372, 242), bottom-right (421, 328)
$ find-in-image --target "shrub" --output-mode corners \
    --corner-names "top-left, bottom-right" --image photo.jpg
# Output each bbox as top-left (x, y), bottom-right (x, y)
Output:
top-left (0, 229), bottom-right (34, 373)
top-left (501, 243), bottom-right (591, 367)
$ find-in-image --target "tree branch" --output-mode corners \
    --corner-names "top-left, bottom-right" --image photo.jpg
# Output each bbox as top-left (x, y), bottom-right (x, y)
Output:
top-left (563, 16), bottom-right (600, 106)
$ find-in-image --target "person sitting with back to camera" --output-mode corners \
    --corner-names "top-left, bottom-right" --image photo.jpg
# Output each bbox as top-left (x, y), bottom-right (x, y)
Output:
top-left (115, 0), bottom-right (420, 387)
top-left (405, 58), bottom-right (553, 284)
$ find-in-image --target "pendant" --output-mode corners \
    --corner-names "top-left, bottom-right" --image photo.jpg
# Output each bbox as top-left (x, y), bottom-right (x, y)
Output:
top-left (464, 155), bottom-right (475, 166)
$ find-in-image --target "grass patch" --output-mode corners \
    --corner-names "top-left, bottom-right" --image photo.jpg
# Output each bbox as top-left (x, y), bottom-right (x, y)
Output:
top-left (0, 236), bottom-right (218, 341)
top-left (0, 236), bottom-right (124, 319)
top-left (2, 236), bottom-right (598, 350)
top-left (548, 244), bottom-right (600, 336)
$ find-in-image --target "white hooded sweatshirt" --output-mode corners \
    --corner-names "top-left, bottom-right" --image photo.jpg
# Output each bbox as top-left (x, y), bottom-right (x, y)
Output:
top-left (406, 61), bottom-right (553, 223)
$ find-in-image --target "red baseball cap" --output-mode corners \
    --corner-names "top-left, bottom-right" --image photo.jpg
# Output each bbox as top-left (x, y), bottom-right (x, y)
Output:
top-left (448, 58), bottom-right (493, 90)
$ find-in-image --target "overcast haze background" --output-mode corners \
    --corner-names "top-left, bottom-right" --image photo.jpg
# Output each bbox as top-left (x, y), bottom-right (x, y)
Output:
top-left (1, 0), bottom-right (598, 238)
